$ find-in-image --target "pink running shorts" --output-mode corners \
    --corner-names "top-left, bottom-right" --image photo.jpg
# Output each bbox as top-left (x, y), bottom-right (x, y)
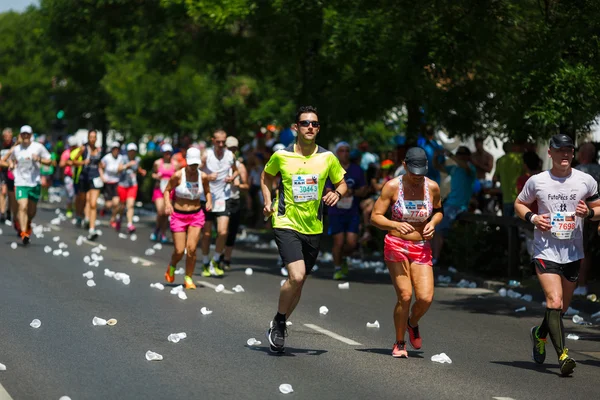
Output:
top-left (383, 234), bottom-right (433, 266)
top-left (170, 209), bottom-right (205, 233)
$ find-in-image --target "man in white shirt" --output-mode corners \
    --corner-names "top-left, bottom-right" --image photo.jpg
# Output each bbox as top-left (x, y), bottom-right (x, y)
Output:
top-left (515, 134), bottom-right (600, 376)
top-left (200, 130), bottom-right (237, 277)
top-left (0, 125), bottom-right (52, 244)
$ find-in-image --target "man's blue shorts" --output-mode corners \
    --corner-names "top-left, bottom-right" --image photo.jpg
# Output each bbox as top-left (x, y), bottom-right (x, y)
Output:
top-left (328, 214), bottom-right (360, 235)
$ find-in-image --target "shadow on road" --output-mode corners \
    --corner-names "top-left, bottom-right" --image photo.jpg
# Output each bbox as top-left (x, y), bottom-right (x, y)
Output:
top-left (355, 348), bottom-right (424, 358)
top-left (490, 361), bottom-right (559, 376)
top-left (247, 346), bottom-right (328, 357)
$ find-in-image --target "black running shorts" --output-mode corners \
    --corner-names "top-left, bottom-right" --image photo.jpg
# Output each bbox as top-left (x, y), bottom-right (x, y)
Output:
top-left (103, 183), bottom-right (118, 199)
top-left (274, 228), bottom-right (321, 274)
top-left (533, 258), bottom-right (580, 283)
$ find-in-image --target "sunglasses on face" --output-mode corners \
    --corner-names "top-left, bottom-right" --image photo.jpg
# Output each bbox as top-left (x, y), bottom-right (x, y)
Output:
top-left (298, 120), bottom-right (320, 128)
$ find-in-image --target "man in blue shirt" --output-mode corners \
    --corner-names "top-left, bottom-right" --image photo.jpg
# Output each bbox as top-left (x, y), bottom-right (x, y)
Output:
top-left (417, 124), bottom-right (445, 185)
top-left (432, 146), bottom-right (476, 264)
top-left (326, 141), bottom-right (368, 280)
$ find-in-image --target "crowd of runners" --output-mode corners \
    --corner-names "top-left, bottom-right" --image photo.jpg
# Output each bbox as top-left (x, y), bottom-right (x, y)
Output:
top-left (1, 107), bottom-right (599, 375)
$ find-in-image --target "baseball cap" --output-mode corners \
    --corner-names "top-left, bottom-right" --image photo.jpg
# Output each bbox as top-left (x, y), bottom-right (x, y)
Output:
top-left (110, 142), bottom-right (120, 149)
top-left (334, 141), bottom-right (350, 153)
top-left (126, 143), bottom-right (138, 152)
top-left (20, 125), bottom-right (32, 134)
top-left (549, 134), bottom-right (574, 149)
top-left (186, 147), bottom-right (202, 165)
top-left (404, 147), bottom-right (428, 175)
top-left (273, 143), bottom-right (286, 152)
top-left (67, 136), bottom-right (78, 147)
top-left (161, 143), bottom-right (173, 153)
top-left (225, 136), bottom-right (239, 148)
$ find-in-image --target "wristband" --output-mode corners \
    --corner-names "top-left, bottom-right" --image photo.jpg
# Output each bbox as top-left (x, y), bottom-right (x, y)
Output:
top-left (334, 190), bottom-right (342, 199)
top-left (587, 208), bottom-right (595, 220)
top-left (525, 211), bottom-right (533, 222)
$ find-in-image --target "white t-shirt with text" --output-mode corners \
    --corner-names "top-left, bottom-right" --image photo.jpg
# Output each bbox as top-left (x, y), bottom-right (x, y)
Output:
top-left (518, 169), bottom-right (598, 263)
top-left (9, 142), bottom-right (51, 187)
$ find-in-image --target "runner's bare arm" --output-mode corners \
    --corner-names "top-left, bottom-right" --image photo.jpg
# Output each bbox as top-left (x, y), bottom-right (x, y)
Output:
top-left (261, 170), bottom-right (276, 215)
top-left (515, 197), bottom-right (551, 231)
top-left (201, 172), bottom-right (213, 212)
top-left (323, 178), bottom-right (347, 207)
top-left (581, 198), bottom-right (600, 221)
top-left (235, 162), bottom-right (250, 190)
top-left (371, 179), bottom-right (414, 234)
top-left (151, 160), bottom-right (160, 179)
top-left (99, 161), bottom-right (107, 181)
top-left (163, 170), bottom-right (181, 215)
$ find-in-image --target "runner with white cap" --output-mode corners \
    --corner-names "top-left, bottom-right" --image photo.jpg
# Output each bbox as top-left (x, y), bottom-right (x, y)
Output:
top-left (223, 136), bottom-right (249, 270)
top-left (200, 130), bottom-right (238, 277)
top-left (151, 143), bottom-right (178, 242)
top-left (117, 143), bottom-right (146, 234)
top-left (163, 147), bottom-right (212, 289)
top-left (0, 125), bottom-right (52, 245)
top-left (100, 142), bottom-right (124, 231)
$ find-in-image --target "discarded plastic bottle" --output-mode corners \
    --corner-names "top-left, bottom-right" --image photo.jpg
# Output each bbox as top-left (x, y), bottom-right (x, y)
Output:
top-left (30, 319), bottom-right (41, 328)
top-left (145, 351), bottom-right (163, 361)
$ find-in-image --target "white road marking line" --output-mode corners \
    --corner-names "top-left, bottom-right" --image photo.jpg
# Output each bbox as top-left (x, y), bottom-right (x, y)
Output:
top-left (303, 324), bottom-right (362, 346)
top-left (47, 225), bottom-right (61, 231)
top-left (0, 381), bottom-right (14, 400)
top-left (493, 397), bottom-right (516, 400)
top-left (196, 280), bottom-right (234, 294)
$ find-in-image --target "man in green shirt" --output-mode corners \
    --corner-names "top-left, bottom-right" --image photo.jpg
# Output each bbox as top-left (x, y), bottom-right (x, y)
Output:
top-left (261, 105), bottom-right (347, 353)
top-left (494, 142), bottom-right (524, 217)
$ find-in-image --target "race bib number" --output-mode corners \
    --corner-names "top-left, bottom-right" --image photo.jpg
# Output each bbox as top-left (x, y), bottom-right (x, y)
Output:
top-left (551, 212), bottom-right (576, 240)
top-left (403, 200), bottom-right (429, 223)
top-left (337, 196), bottom-right (353, 209)
top-left (159, 179), bottom-right (169, 192)
top-left (93, 177), bottom-right (104, 189)
top-left (292, 174), bottom-right (319, 203)
top-left (213, 199), bottom-right (226, 212)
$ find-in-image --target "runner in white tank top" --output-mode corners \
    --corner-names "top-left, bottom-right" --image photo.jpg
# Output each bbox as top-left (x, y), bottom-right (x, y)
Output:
top-left (199, 130), bottom-right (239, 277)
top-left (163, 148), bottom-right (212, 290)
top-left (223, 136), bottom-right (249, 270)
top-left (515, 134), bottom-right (600, 376)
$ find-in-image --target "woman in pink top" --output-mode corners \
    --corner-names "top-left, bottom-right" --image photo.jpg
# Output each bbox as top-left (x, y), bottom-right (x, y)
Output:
top-left (151, 143), bottom-right (178, 242)
top-left (371, 147), bottom-right (443, 358)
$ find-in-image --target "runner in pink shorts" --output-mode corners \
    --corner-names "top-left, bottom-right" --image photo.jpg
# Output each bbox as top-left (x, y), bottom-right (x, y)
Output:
top-left (163, 148), bottom-right (213, 290)
top-left (150, 143), bottom-right (178, 243)
top-left (371, 147), bottom-right (443, 358)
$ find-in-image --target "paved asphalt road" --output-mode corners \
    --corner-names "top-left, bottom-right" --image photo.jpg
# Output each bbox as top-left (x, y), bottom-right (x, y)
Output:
top-left (1, 207), bottom-right (600, 400)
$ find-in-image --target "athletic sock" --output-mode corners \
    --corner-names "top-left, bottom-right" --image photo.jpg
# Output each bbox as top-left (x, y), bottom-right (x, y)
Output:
top-left (334, 265), bottom-right (341, 271)
top-left (543, 308), bottom-right (565, 357)
top-left (274, 312), bottom-right (286, 323)
top-left (537, 316), bottom-right (549, 339)
top-left (202, 255), bottom-right (210, 264)
top-left (213, 253), bottom-right (221, 263)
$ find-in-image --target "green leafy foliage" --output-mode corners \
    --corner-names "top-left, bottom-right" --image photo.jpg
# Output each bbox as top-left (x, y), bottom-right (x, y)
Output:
top-left (1, 0), bottom-right (600, 148)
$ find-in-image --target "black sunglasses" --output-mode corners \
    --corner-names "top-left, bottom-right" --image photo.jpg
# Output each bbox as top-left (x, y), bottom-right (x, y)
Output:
top-left (298, 120), bottom-right (320, 128)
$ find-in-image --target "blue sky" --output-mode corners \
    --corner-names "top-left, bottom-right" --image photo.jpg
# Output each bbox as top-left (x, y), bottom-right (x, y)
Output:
top-left (0, 0), bottom-right (38, 13)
